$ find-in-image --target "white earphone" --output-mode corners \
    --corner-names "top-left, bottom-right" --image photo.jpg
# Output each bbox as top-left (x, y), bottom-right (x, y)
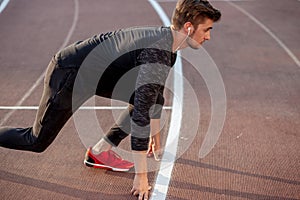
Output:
top-left (187, 27), bottom-right (192, 36)
top-left (174, 26), bottom-right (192, 52)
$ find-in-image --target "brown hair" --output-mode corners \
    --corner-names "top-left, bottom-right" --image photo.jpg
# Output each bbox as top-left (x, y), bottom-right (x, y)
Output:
top-left (171, 0), bottom-right (221, 30)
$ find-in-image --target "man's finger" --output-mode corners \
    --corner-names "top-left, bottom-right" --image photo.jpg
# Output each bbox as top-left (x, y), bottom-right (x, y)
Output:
top-left (138, 194), bottom-right (142, 200)
top-left (137, 191), bottom-right (149, 200)
top-left (144, 191), bottom-right (149, 200)
top-left (131, 188), bottom-right (139, 196)
top-left (134, 190), bottom-right (140, 196)
top-left (130, 188), bottom-right (135, 194)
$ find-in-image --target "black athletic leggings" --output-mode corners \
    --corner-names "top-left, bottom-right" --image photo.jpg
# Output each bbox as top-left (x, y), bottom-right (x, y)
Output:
top-left (0, 57), bottom-right (164, 152)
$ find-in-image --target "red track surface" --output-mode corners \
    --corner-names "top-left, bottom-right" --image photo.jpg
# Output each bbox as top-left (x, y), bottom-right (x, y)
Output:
top-left (0, 0), bottom-right (299, 199)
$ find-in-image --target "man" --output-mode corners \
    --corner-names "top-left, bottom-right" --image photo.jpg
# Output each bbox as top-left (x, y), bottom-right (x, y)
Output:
top-left (0, 0), bottom-right (221, 199)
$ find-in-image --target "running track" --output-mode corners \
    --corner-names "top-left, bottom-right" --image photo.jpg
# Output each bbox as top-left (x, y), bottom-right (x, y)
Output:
top-left (0, 0), bottom-right (299, 199)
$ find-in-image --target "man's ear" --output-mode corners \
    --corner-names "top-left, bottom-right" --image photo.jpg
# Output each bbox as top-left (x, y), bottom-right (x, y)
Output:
top-left (184, 22), bottom-right (194, 35)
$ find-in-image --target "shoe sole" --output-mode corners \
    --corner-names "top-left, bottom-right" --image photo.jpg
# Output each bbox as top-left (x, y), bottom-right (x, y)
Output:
top-left (84, 160), bottom-right (132, 172)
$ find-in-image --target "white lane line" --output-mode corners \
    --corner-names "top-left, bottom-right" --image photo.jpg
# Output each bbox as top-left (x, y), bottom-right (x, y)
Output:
top-left (227, 1), bottom-right (300, 68)
top-left (0, 0), bottom-right (9, 13)
top-left (148, 0), bottom-right (183, 200)
top-left (58, 0), bottom-right (79, 51)
top-left (0, 106), bottom-right (172, 110)
top-left (0, 0), bottom-right (79, 126)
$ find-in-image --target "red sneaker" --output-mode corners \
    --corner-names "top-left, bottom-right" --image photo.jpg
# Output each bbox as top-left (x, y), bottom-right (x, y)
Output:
top-left (84, 148), bottom-right (134, 172)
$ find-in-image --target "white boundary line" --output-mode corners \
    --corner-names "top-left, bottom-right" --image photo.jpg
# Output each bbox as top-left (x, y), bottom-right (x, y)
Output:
top-left (148, 0), bottom-right (183, 199)
top-left (0, 0), bottom-right (79, 126)
top-left (0, 106), bottom-right (172, 110)
top-left (227, 1), bottom-right (300, 68)
top-left (0, 0), bottom-right (10, 13)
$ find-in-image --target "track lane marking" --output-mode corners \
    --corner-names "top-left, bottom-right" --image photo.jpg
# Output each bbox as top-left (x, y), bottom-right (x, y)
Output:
top-left (0, 0), bottom-right (9, 13)
top-left (227, 1), bottom-right (300, 68)
top-left (148, 0), bottom-right (183, 199)
top-left (0, 106), bottom-right (172, 110)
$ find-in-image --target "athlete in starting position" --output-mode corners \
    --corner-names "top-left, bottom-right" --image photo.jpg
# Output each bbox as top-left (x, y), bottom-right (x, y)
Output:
top-left (0, 0), bottom-right (221, 199)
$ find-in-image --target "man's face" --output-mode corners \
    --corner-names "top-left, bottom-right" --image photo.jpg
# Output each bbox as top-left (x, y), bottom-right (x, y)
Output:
top-left (187, 18), bottom-right (214, 49)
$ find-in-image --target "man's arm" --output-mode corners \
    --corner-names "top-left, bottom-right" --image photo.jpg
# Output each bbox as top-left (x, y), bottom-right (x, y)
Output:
top-left (130, 49), bottom-right (172, 199)
top-left (130, 74), bottom-right (160, 199)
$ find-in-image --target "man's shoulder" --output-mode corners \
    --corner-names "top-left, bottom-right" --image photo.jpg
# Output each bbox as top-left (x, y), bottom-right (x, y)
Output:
top-left (117, 26), bottom-right (171, 38)
top-left (114, 26), bottom-right (172, 50)
top-left (120, 26), bottom-right (169, 32)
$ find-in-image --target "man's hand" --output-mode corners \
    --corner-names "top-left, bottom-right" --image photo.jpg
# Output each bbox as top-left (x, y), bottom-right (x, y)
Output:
top-left (131, 151), bottom-right (151, 199)
top-left (131, 173), bottom-right (152, 200)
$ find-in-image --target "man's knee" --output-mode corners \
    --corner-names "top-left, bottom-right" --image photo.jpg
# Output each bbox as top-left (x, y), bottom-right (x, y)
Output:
top-left (31, 144), bottom-right (49, 153)
top-left (30, 135), bottom-right (55, 153)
